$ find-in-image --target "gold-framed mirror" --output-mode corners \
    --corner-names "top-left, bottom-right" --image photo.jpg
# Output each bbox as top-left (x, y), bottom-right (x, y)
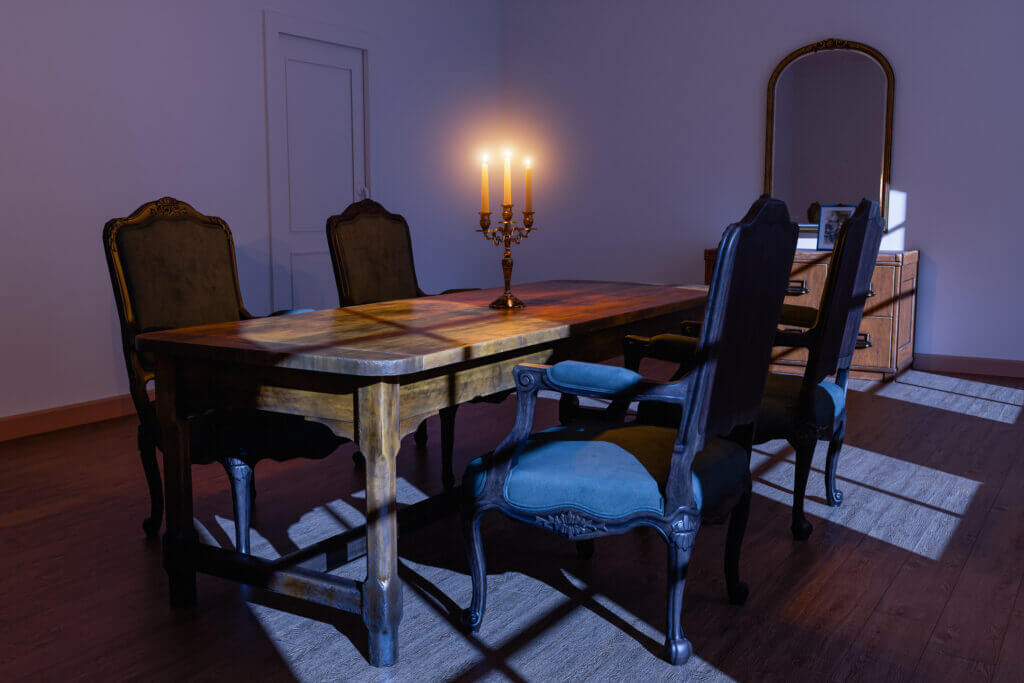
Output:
top-left (764, 39), bottom-right (894, 231)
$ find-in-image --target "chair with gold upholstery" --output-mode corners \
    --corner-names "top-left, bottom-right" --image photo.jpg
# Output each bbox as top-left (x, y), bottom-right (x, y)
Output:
top-left (326, 199), bottom-right (485, 489)
top-left (460, 197), bottom-right (798, 664)
top-left (103, 197), bottom-right (342, 551)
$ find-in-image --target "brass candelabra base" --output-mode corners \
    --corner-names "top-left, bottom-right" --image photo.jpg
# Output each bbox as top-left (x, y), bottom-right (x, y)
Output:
top-left (489, 292), bottom-right (525, 310)
top-left (478, 204), bottom-right (536, 310)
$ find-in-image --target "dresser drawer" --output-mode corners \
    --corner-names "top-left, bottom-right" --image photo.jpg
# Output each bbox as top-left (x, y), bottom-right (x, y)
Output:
top-left (784, 263), bottom-right (827, 307)
top-left (865, 265), bottom-right (897, 318)
top-left (707, 247), bottom-right (918, 380)
top-left (851, 316), bottom-right (893, 370)
top-left (773, 316), bottom-right (894, 370)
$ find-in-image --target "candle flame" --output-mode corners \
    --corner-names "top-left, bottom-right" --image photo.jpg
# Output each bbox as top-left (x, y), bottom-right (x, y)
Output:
top-left (503, 149), bottom-right (511, 160)
top-left (524, 157), bottom-right (532, 167)
top-left (481, 152), bottom-right (489, 163)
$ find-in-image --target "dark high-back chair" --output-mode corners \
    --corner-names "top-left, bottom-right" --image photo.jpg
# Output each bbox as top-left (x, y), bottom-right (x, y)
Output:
top-left (754, 198), bottom-right (885, 537)
top-left (326, 199), bottom-right (481, 489)
top-left (460, 197), bottom-right (797, 665)
top-left (326, 199), bottom-right (425, 306)
top-left (103, 197), bottom-right (341, 548)
top-left (625, 198), bottom-right (884, 541)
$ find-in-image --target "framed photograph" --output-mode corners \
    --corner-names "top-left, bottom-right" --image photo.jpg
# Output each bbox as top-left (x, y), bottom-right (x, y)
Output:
top-left (817, 205), bottom-right (855, 250)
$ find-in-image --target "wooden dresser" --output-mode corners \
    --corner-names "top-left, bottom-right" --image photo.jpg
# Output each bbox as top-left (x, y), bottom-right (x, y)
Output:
top-left (704, 249), bottom-right (919, 380)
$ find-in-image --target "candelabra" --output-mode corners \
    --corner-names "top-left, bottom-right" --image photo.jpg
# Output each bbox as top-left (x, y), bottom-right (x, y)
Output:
top-left (478, 204), bottom-right (536, 309)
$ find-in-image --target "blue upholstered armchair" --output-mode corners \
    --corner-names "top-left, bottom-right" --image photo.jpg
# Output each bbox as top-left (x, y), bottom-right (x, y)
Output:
top-left (625, 199), bottom-right (884, 540)
top-left (460, 197), bottom-right (798, 665)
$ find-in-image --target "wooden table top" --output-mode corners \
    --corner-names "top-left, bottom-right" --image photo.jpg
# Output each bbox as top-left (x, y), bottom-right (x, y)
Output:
top-left (136, 280), bottom-right (707, 377)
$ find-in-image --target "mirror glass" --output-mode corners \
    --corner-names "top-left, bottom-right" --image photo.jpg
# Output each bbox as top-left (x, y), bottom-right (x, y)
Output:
top-left (771, 49), bottom-right (888, 224)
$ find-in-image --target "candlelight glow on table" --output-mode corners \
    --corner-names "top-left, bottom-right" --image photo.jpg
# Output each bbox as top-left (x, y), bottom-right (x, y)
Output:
top-left (477, 148), bottom-right (537, 310)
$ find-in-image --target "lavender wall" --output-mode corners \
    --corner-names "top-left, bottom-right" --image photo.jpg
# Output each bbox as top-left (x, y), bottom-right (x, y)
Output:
top-left (498, 0), bottom-right (1024, 363)
top-left (0, 0), bottom-right (501, 417)
top-left (2, 0), bottom-right (1022, 419)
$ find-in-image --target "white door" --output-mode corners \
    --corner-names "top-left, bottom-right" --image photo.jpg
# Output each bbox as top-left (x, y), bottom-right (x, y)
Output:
top-left (265, 18), bottom-right (368, 310)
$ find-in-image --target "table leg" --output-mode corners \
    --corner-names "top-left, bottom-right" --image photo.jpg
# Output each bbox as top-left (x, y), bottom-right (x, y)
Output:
top-left (156, 357), bottom-right (196, 608)
top-left (357, 380), bottom-right (403, 667)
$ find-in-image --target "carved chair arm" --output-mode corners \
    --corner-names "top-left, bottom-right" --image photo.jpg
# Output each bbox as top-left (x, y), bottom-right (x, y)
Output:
top-left (623, 333), bottom-right (700, 381)
top-left (774, 327), bottom-right (814, 348)
top-left (539, 360), bottom-right (692, 406)
top-left (679, 320), bottom-right (703, 338)
top-left (779, 304), bottom-right (818, 328)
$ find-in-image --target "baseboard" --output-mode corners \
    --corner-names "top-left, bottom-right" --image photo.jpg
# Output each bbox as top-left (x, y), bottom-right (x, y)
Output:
top-left (0, 393), bottom-right (138, 443)
top-left (914, 353), bottom-right (1024, 379)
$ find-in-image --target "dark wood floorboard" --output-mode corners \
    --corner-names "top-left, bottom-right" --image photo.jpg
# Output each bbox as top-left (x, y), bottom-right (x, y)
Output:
top-left (1, 366), bottom-right (1022, 681)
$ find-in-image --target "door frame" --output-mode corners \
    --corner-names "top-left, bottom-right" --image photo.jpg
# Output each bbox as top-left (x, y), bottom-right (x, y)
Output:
top-left (262, 10), bottom-right (372, 310)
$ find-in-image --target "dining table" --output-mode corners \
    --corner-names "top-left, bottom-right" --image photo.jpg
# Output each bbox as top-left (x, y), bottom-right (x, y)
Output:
top-left (136, 279), bottom-right (707, 666)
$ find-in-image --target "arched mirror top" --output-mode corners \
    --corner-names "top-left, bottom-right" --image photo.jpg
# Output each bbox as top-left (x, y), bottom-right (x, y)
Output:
top-left (764, 39), bottom-right (895, 229)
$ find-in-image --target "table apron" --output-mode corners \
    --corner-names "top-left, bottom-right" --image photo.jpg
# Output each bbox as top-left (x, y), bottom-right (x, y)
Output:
top-left (167, 307), bottom-right (698, 442)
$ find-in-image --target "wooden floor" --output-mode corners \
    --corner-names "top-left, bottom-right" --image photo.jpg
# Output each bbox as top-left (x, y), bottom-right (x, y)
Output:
top-left (1, 366), bottom-right (1023, 681)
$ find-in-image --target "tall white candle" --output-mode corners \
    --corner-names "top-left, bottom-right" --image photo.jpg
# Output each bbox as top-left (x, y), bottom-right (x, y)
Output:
top-left (503, 149), bottom-right (512, 205)
top-left (524, 158), bottom-right (532, 212)
top-left (480, 154), bottom-right (489, 213)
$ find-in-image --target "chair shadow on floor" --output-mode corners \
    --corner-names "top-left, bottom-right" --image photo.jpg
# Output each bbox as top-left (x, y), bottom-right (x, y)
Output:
top-left (180, 368), bottom-right (1023, 680)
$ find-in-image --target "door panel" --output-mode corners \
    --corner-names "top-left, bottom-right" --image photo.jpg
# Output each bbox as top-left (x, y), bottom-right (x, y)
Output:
top-left (266, 28), bottom-right (367, 311)
top-left (285, 59), bottom-right (355, 232)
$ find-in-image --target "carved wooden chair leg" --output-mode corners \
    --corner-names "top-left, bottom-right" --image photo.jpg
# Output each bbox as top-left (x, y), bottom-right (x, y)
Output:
top-left (664, 535), bottom-right (694, 665)
top-left (824, 419), bottom-right (846, 507)
top-left (461, 508), bottom-right (487, 632)
top-left (439, 406), bottom-right (458, 490)
top-left (724, 488), bottom-right (751, 605)
top-left (576, 539), bottom-right (595, 559)
top-left (790, 437), bottom-right (816, 541)
top-left (414, 420), bottom-right (428, 449)
top-left (222, 457), bottom-right (254, 554)
top-left (138, 424), bottom-right (164, 538)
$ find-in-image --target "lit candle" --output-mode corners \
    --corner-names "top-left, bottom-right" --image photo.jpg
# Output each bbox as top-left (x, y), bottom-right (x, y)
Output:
top-left (480, 153), bottom-right (489, 213)
top-left (524, 158), bottom-right (532, 212)
top-left (503, 149), bottom-right (512, 205)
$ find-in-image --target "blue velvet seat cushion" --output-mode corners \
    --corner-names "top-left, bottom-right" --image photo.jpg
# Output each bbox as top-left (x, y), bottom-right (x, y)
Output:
top-left (756, 372), bottom-right (846, 440)
top-left (469, 424), bottom-right (748, 518)
top-left (546, 361), bottom-right (643, 395)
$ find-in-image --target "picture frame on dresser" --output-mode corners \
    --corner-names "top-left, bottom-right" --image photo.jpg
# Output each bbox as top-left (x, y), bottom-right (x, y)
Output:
top-left (817, 205), bottom-right (856, 250)
top-left (704, 248), bottom-right (919, 380)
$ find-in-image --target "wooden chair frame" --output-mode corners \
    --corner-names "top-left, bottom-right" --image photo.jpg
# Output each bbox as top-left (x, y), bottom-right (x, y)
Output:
top-left (104, 197), bottom-right (251, 538)
top-left (625, 199), bottom-right (884, 540)
top-left (104, 197), bottom-right (342, 549)
top-left (326, 199), bottom-right (489, 489)
top-left (460, 198), bottom-right (798, 664)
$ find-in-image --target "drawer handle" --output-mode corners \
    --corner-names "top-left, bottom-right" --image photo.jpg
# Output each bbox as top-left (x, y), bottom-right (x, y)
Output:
top-left (856, 332), bottom-right (872, 349)
top-left (866, 285), bottom-right (876, 298)
top-left (787, 279), bottom-right (810, 296)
